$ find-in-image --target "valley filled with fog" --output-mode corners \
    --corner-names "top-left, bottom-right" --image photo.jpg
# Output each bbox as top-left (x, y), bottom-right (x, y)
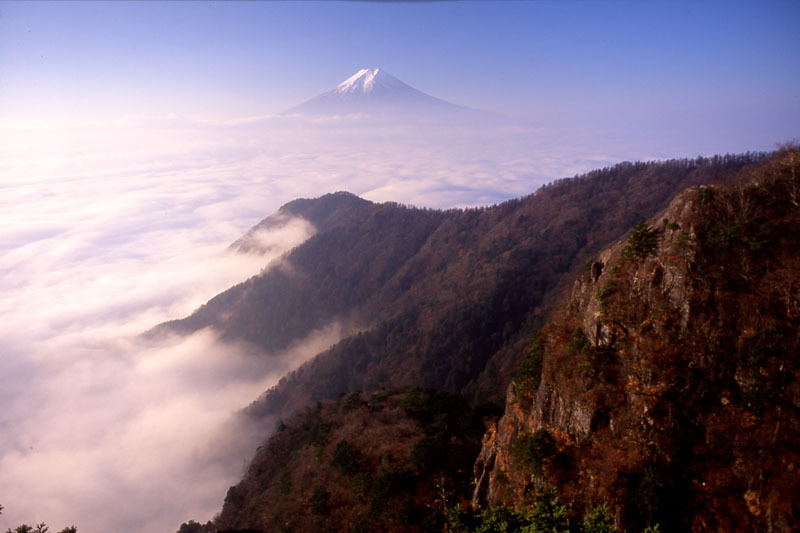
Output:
top-left (2, 61), bottom-right (796, 532)
top-left (1, 0), bottom-right (797, 529)
top-left (0, 109), bottom-right (676, 531)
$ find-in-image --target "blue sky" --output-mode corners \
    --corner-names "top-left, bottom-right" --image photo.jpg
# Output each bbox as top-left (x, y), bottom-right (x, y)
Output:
top-left (1, 0), bottom-right (798, 146)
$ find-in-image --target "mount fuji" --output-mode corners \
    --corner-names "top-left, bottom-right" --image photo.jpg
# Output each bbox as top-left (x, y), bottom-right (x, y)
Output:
top-left (286, 68), bottom-right (482, 120)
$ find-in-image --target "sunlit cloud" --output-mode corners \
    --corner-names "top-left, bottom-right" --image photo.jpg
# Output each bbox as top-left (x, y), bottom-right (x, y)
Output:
top-left (0, 324), bottom-right (346, 532)
top-left (0, 111), bottom-right (674, 531)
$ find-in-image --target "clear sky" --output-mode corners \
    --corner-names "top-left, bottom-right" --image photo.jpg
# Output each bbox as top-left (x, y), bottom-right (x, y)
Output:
top-left (1, 0), bottom-right (798, 140)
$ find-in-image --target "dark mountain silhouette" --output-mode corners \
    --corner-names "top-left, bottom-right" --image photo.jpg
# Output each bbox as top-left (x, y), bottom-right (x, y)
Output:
top-left (178, 147), bottom-right (800, 533)
top-left (154, 152), bottom-right (769, 423)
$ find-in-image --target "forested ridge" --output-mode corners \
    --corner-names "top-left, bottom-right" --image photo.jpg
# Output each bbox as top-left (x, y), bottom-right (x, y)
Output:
top-left (474, 146), bottom-right (800, 532)
top-left (238, 153), bottom-right (767, 418)
top-left (166, 150), bottom-right (798, 532)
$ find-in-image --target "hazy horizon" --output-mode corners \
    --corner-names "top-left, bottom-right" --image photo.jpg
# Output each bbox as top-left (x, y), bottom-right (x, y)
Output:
top-left (1, 1), bottom-right (798, 531)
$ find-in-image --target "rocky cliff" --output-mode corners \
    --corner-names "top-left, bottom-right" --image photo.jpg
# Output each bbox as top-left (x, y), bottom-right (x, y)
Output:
top-left (173, 150), bottom-right (797, 533)
top-left (473, 148), bottom-right (800, 532)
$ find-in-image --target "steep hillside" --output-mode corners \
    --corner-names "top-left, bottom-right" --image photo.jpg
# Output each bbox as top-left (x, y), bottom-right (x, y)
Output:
top-left (156, 155), bottom-right (767, 424)
top-left (473, 147), bottom-right (800, 531)
top-left (155, 191), bottom-right (447, 355)
top-left (181, 388), bottom-right (496, 533)
top-left (246, 155), bottom-right (765, 420)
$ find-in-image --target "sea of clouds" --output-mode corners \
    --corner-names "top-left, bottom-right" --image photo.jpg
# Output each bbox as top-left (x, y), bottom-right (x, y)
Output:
top-left (0, 113), bottom-right (673, 531)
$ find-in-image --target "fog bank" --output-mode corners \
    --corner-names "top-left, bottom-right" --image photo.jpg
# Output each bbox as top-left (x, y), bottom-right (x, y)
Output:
top-left (0, 113), bottom-right (707, 531)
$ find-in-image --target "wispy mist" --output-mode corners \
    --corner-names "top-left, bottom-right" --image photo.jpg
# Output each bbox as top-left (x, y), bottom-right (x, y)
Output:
top-left (0, 112), bottom-right (705, 531)
top-left (1, 0), bottom-right (795, 528)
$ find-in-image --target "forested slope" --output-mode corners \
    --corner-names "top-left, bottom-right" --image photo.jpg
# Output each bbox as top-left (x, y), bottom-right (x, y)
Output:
top-left (158, 154), bottom-right (767, 423)
top-left (174, 150), bottom-right (799, 533)
top-left (244, 154), bottom-right (766, 419)
top-left (473, 147), bottom-right (800, 531)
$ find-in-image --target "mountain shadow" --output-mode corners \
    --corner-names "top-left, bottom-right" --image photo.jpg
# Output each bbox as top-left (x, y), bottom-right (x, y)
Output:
top-left (155, 152), bottom-right (770, 423)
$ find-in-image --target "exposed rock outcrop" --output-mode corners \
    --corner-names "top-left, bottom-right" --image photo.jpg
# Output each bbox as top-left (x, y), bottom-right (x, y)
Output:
top-left (473, 149), bottom-right (800, 532)
top-left (158, 155), bottom-right (764, 424)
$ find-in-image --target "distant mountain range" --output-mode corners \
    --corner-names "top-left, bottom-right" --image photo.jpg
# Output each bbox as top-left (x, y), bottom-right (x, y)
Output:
top-left (285, 67), bottom-right (488, 121)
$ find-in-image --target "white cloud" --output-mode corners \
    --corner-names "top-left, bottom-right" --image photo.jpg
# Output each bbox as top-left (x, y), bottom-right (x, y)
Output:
top-left (0, 111), bottom-right (676, 531)
top-left (0, 325), bottom-right (345, 532)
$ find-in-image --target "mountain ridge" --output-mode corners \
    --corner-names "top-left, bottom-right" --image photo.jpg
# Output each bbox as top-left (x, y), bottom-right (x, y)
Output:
top-left (473, 146), bottom-right (800, 531)
top-left (176, 147), bottom-right (800, 533)
top-left (334, 68), bottom-right (417, 95)
top-left (285, 67), bottom-right (483, 120)
top-left (230, 192), bottom-right (371, 254)
top-left (154, 153), bottom-right (770, 424)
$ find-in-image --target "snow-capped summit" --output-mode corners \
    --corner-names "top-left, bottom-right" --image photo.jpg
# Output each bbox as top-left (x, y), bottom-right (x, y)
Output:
top-left (286, 67), bottom-right (476, 120)
top-left (334, 68), bottom-right (411, 94)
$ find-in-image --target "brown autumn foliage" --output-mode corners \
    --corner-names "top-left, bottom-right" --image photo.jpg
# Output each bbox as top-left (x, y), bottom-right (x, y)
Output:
top-left (475, 146), bottom-right (800, 532)
top-left (175, 148), bottom-right (800, 532)
top-left (209, 388), bottom-right (495, 533)
top-left (150, 153), bottom-right (766, 423)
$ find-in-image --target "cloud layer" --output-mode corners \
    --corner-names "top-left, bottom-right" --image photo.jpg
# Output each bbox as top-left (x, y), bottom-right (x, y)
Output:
top-left (0, 113), bottom-right (701, 531)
